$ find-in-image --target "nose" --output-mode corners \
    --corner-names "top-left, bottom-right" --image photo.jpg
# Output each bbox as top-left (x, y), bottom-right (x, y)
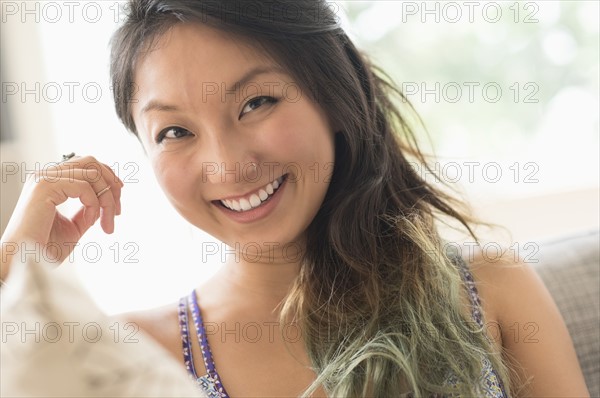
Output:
top-left (195, 127), bottom-right (258, 186)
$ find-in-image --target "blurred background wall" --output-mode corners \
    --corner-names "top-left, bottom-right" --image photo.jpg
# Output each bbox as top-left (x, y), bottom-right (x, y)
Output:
top-left (1, 1), bottom-right (598, 314)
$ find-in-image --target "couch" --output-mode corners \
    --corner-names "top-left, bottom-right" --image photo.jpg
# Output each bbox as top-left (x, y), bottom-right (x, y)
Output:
top-left (532, 229), bottom-right (599, 397)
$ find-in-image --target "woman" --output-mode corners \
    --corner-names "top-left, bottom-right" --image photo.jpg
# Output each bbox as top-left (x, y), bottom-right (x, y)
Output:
top-left (0, 0), bottom-right (589, 396)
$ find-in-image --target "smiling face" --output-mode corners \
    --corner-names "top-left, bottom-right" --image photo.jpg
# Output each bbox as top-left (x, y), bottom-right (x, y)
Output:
top-left (131, 23), bottom-right (335, 260)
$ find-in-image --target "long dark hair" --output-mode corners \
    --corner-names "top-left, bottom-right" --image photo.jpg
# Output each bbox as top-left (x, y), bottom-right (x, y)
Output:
top-left (110, 1), bottom-right (520, 396)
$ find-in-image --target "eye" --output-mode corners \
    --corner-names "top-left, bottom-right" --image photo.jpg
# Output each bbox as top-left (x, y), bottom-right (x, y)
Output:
top-left (156, 126), bottom-right (192, 143)
top-left (239, 96), bottom-right (278, 119)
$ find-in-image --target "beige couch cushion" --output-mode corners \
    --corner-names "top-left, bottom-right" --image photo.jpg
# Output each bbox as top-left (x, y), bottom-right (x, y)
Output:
top-left (533, 229), bottom-right (599, 397)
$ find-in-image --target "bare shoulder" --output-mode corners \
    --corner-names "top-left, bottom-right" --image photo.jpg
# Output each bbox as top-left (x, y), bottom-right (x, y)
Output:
top-left (463, 250), bottom-right (527, 324)
top-left (120, 303), bottom-right (181, 361)
top-left (465, 249), bottom-right (590, 397)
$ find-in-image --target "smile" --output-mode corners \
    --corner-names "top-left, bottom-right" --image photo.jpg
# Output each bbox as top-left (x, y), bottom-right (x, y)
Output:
top-left (218, 174), bottom-right (287, 212)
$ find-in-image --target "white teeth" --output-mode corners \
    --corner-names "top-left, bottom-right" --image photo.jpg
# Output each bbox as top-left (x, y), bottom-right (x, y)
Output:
top-left (249, 194), bottom-right (261, 207)
top-left (239, 198), bottom-right (251, 211)
top-left (219, 175), bottom-right (286, 212)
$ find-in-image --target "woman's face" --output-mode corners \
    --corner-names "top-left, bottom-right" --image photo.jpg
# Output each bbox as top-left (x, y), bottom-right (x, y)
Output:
top-left (131, 23), bottom-right (335, 258)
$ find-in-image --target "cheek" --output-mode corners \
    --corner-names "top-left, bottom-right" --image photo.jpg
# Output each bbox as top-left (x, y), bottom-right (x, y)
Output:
top-left (151, 155), bottom-right (194, 206)
top-left (261, 106), bottom-right (335, 167)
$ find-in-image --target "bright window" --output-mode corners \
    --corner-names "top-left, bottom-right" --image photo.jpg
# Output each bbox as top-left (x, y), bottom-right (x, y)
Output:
top-left (2, 1), bottom-right (598, 314)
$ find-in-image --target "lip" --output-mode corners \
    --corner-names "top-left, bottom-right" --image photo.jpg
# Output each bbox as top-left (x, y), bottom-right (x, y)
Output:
top-left (213, 174), bottom-right (288, 224)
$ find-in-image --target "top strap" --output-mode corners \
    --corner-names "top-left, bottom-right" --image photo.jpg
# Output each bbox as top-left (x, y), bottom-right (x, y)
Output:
top-left (188, 290), bottom-right (231, 398)
top-left (178, 296), bottom-right (198, 378)
top-left (453, 255), bottom-right (485, 328)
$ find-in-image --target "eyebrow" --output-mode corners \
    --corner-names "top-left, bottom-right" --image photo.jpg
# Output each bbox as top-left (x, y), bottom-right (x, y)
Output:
top-left (138, 66), bottom-right (284, 116)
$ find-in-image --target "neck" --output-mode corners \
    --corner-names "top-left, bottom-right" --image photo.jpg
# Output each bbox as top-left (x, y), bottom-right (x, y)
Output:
top-left (213, 243), bottom-right (304, 312)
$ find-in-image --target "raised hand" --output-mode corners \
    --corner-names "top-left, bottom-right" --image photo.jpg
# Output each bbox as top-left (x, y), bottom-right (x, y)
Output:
top-left (1, 155), bottom-right (124, 277)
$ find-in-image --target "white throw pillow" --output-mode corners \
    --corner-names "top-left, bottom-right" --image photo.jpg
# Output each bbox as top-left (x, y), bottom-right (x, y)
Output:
top-left (0, 254), bottom-right (206, 398)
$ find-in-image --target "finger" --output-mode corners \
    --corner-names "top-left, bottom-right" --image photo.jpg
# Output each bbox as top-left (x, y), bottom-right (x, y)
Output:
top-left (66, 156), bottom-right (124, 187)
top-left (96, 163), bottom-right (123, 216)
top-left (71, 206), bottom-right (100, 236)
top-left (43, 163), bottom-right (121, 225)
top-left (51, 177), bottom-right (114, 234)
top-left (6, 176), bottom-right (97, 246)
top-left (61, 157), bottom-right (123, 215)
top-left (98, 197), bottom-right (116, 234)
top-left (40, 177), bottom-right (99, 210)
top-left (90, 181), bottom-right (116, 234)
